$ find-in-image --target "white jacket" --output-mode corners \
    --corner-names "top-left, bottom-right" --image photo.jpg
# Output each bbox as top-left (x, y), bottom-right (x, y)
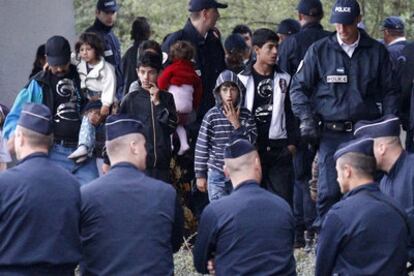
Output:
top-left (77, 58), bottom-right (116, 107)
top-left (238, 68), bottom-right (291, 140)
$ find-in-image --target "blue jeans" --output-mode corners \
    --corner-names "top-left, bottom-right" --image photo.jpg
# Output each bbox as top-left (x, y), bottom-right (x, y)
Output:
top-left (207, 168), bottom-right (232, 201)
top-left (49, 144), bottom-right (99, 186)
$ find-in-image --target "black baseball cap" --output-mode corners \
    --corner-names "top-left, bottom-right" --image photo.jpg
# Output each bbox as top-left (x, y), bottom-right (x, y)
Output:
top-left (381, 16), bottom-right (405, 31)
top-left (97, 0), bottom-right (118, 12)
top-left (297, 0), bottom-right (323, 17)
top-left (188, 0), bottom-right (228, 12)
top-left (45, 35), bottom-right (71, 66)
top-left (330, 0), bottom-right (361, 25)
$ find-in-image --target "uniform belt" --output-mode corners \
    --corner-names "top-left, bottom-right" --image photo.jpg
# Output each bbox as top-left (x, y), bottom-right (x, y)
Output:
top-left (323, 121), bottom-right (354, 132)
top-left (54, 138), bottom-right (78, 147)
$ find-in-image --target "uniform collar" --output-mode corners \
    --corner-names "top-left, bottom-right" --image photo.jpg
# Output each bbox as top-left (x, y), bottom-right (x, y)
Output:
top-left (93, 18), bottom-right (113, 33)
top-left (17, 152), bottom-right (48, 165)
top-left (301, 22), bottom-right (324, 31)
top-left (233, 179), bottom-right (259, 191)
top-left (110, 161), bottom-right (140, 170)
top-left (343, 182), bottom-right (379, 199)
top-left (388, 37), bottom-right (407, 46)
top-left (330, 29), bottom-right (373, 51)
top-left (387, 151), bottom-right (407, 177)
top-left (183, 19), bottom-right (206, 46)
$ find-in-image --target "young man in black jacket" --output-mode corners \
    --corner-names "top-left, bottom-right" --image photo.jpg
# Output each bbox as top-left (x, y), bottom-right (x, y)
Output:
top-left (120, 51), bottom-right (178, 183)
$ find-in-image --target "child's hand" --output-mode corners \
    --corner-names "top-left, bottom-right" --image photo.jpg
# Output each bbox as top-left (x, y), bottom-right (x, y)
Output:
top-left (149, 82), bottom-right (160, 105)
top-left (196, 177), bottom-right (208, 193)
top-left (100, 105), bottom-right (110, 117)
top-left (223, 102), bottom-right (240, 129)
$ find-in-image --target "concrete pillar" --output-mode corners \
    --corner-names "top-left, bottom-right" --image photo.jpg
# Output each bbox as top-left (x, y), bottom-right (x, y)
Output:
top-left (0, 0), bottom-right (76, 108)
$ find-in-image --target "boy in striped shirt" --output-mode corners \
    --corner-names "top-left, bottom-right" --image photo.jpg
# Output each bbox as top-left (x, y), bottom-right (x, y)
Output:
top-left (195, 70), bottom-right (257, 201)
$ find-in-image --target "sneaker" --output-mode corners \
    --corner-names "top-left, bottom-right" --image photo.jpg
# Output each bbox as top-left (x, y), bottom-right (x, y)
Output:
top-left (68, 145), bottom-right (88, 160)
top-left (304, 230), bottom-right (315, 253)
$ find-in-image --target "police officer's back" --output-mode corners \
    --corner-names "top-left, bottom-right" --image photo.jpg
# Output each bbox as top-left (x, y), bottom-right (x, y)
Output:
top-left (0, 103), bottom-right (81, 275)
top-left (278, 0), bottom-right (331, 75)
top-left (80, 115), bottom-right (184, 275)
top-left (316, 138), bottom-right (408, 275)
top-left (193, 139), bottom-right (296, 275)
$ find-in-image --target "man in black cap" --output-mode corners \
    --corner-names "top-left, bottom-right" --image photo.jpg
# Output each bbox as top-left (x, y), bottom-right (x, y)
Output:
top-left (277, 0), bottom-right (329, 247)
top-left (193, 138), bottom-right (296, 275)
top-left (278, 0), bottom-right (330, 75)
top-left (290, 0), bottom-right (399, 227)
top-left (162, 0), bottom-right (227, 122)
top-left (354, 115), bottom-right (414, 211)
top-left (3, 35), bottom-right (98, 185)
top-left (0, 103), bottom-right (81, 275)
top-left (316, 137), bottom-right (408, 275)
top-left (80, 114), bottom-right (184, 275)
top-left (381, 16), bottom-right (407, 66)
top-left (86, 0), bottom-right (123, 100)
top-left (276, 18), bottom-right (301, 44)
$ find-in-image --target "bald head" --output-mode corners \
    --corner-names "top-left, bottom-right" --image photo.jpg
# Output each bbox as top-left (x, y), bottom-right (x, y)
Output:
top-left (224, 150), bottom-right (261, 187)
top-left (14, 125), bottom-right (52, 160)
top-left (106, 133), bottom-right (147, 170)
top-left (373, 136), bottom-right (403, 172)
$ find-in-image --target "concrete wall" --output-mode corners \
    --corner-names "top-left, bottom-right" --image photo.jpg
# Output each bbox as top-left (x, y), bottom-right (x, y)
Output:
top-left (0, 0), bottom-right (76, 109)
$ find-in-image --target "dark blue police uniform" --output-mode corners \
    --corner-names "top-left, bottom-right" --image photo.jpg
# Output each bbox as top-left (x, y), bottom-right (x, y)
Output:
top-left (193, 180), bottom-right (296, 275)
top-left (80, 163), bottom-right (184, 275)
top-left (162, 19), bottom-right (226, 121)
top-left (380, 151), bottom-right (414, 211)
top-left (0, 153), bottom-right (82, 275)
top-left (0, 103), bottom-right (81, 275)
top-left (290, 29), bottom-right (399, 223)
top-left (316, 183), bottom-right (408, 276)
top-left (278, 22), bottom-right (331, 76)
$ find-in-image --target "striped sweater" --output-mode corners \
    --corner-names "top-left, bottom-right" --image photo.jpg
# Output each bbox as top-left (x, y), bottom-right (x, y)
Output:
top-left (194, 106), bottom-right (257, 178)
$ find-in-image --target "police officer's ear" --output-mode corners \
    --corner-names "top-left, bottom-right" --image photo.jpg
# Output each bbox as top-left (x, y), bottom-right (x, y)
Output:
top-left (223, 164), bottom-right (230, 179)
top-left (356, 15), bottom-right (362, 25)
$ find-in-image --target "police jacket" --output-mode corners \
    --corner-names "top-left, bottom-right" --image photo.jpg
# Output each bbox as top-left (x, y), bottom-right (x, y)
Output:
top-left (0, 153), bottom-right (81, 271)
top-left (119, 87), bottom-right (178, 170)
top-left (278, 22), bottom-right (331, 75)
top-left (86, 19), bottom-right (123, 101)
top-left (316, 183), bottom-right (408, 276)
top-left (381, 151), bottom-right (414, 211)
top-left (80, 162), bottom-right (184, 276)
top-left (290, 30), bottom-right (399, 123)
top-left (162, 19), bottom-right (226, 121)
top-left (193, 180), bottom-right (296, 275)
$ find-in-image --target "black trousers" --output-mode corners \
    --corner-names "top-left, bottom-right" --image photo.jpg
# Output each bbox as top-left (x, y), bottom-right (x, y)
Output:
top-left (259, 145), bottom-right (294, 207)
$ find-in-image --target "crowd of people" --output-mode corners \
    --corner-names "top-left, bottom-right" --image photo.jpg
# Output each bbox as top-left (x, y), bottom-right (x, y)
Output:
top-left (1, 0), bottom-right (414, 274)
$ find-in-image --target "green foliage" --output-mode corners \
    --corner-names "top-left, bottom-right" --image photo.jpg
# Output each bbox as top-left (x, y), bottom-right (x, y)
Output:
top-left (74, 0), bottom-right (414, 54)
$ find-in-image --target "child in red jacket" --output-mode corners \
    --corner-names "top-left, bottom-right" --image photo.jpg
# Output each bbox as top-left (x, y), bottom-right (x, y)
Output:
top-left (158, 41), bottom-right (202, 155)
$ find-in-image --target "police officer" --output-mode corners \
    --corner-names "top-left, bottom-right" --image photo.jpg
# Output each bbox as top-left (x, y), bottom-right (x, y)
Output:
top-left (276, 18), bottom-right (301, 44)
top-left (278, 0), bottom-right (330, 76)
top-left (381, 16), bottom-right (407, 66)
top-left (277, 0), bottom-right (330, 247)
top-left (86, 0), bottom-right (123, 101)
top-left (162, 0), bottom-right (227, 121)
top-left (354, 115), bottom-right (414, 211)
top-left (290, 0), bottom-right (399, 225)
top-left (80, 114), bottom-right (184, 275)
top-left (193, 138), bottom-right (296, 275)
top-left (0, 103), bottom-right (81, 275)
top-left (316, 138), bottom-right (408, 275)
